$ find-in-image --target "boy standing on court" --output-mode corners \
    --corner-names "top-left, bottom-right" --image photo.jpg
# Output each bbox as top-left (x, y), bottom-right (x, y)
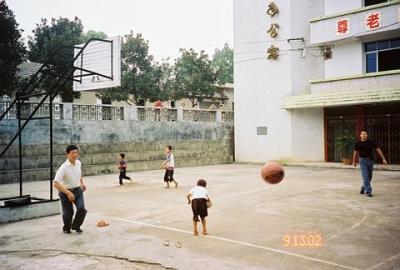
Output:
top-left (161, 145), bottom-right (178, 188)
top-left (118, 153), bottom-right (132, 185)
top-left (53, 145), bottom-right (87, 234)
top-left (187, 179), bottom-right (211, 235)
top-left (352, 130), bottom-right (387, 197)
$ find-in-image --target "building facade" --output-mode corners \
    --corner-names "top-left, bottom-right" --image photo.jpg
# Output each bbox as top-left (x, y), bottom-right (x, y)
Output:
top-left (234, 0), bottom-right (400, 163)
top-left (74, 83), bottom-right (234, 111)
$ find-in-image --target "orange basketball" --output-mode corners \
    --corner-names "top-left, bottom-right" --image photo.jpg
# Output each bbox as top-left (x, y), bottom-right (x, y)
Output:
top-left (261, 162), bottom-right (285, 184)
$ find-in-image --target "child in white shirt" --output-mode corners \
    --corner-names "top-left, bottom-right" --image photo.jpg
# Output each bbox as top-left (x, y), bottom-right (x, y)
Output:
top-left (161, 145), bottom-right (178, 188)
top-left (187, 179), bottom-right (211, 235)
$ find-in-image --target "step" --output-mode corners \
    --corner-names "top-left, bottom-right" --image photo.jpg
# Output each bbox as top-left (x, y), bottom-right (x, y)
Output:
top-left (0, 156), bottom-right (233, 184)
top-left (0, 139), bottom-right (231, 158)
top-left (0, 148), bottom-right (231, 171)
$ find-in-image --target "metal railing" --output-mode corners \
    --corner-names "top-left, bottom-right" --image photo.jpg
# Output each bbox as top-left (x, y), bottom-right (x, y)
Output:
top-left (183, 109), bottom-right (217, 122)
top-left (222, 111), bottom-right (234, 122)
top-left (0, 102), bottom-right (234, 122)
top-left (137, 107), bottom-right (178, 121)
top-left (72, 104), bottom-right (124, 120)
top-left (0, 102), bottom-right (63, 120)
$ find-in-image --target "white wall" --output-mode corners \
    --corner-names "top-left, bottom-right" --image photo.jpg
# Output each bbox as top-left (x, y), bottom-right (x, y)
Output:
top-left (324, 0), bottom-right (362, 15)
top-left (234, 0), bottom-right (292, 162)
top-left (75, 91), bottom-right (98, 105)
top-left (233, 0), bottom-right (324, 162)
top-left (291, 1), bottom-right (325, 94)
top-left (325, 40), bottom-right (363, 78)
top-left (290, 1), bottom-right (325, 161)
top-left (291, 108), bottom-right (324, 161)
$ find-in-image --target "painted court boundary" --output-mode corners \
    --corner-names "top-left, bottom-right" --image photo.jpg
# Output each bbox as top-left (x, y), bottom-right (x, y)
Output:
top-left (101, 215), bottom-right (360, 270)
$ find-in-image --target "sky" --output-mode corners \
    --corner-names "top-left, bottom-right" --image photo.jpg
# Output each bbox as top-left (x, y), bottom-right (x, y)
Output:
top-left (6, 0), bottom-right (233, 61)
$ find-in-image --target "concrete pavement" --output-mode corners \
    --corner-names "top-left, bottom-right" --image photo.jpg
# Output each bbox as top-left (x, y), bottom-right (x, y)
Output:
top-left (0, 164), bottom-right (399, 270)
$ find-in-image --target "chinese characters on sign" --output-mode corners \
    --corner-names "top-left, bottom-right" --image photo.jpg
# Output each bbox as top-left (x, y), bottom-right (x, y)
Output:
top-left (365, 12), bottom-right (381, 30)
top-left (266, 2), bottom-right (279, 17)
top-left (267, 46), bottom-right (279, 60)
top-left (266, 2), bottom-right (280, 60)
top-left (333, 11), bottom-right (382, 36)
top-left (336, 19), bottom-right (350, 35)
top-left (267, 23), bottom-right (280, 38)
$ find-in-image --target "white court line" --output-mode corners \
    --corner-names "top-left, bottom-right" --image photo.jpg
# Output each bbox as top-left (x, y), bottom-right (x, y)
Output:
top-left (366, 252), bottom-right (400, 270)
top-left (98, 214), bottom-right (360, 270)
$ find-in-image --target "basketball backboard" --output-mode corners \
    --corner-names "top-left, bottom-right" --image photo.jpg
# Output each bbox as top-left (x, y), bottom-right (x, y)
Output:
top-left (73, 36), bottom-right (121, 91)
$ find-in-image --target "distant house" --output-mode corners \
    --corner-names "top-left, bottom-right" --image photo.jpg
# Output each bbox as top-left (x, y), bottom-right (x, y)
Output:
top-left (5, 62), bottom-right (234, 111)
top-left (17, 62), bottom-right (43, 79)
top-left (1, 62), bottom-right (43, 101)
top-left (76, 83), bottom-right (234, 111)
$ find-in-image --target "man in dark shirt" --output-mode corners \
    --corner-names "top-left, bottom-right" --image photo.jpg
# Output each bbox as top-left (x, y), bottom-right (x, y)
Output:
top-left (352, 130), bottom-right (387, 197)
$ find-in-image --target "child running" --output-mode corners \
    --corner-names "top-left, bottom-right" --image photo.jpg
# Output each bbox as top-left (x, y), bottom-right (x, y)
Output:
top-left (161, 145), bottom-right (178, 188)
top-left (118, 153), bottom-right (132, 185)
top-left (187, 179), bottom-right (211, 235)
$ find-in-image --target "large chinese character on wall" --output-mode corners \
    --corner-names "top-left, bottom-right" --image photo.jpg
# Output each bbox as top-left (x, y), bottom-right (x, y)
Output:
top-left (336, 18), bottom-right (350, 35)
top-left (266, 2), bottom-right (279, 17)
top-left (267, 23), bottom-right (280, 38)
top-left (267, 46), bottom-right (279, 60)
top-left (266, 2), bottom-right (280, 60)
top-left (365, 12), bottom-right (381, 30)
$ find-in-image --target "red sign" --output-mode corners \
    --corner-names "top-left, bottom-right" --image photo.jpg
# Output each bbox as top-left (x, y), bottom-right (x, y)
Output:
top-left (365, 12), bottom-right (381, 30)
top-left (336, 19), bottom-right (350, 35)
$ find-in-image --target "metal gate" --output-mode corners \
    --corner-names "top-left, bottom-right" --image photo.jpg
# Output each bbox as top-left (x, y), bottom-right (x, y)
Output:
top-left (365, 114), bottom-right (400, 164)
top-left (327, 117), bottom-right (356, 162)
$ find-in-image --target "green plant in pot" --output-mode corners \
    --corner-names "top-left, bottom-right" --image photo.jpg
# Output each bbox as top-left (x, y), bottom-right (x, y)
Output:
top-left (335, 135), bottom-right (355, 165)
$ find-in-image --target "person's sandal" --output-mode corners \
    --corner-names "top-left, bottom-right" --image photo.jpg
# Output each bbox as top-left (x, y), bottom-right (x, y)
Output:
top-left (163, 240), bottom-right (170, 246)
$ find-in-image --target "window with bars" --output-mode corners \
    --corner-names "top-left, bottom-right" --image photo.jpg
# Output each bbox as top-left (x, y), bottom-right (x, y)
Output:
top-left (365, 38), bottom-right (400, 73)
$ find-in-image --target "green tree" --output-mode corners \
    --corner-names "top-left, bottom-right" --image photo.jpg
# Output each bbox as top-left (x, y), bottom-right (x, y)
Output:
top-left (172, 49), bottom-right (217, 107)
top-left (82, 30), bottom-right (107, 42)
top-left (212, 43), bottom-right (233, 85)
top-left (28, 17), bottom-right (84, 102)
top-left (100, 32), bottom-right (170, 104)
top-left (0, 0), bottom-right (26, 96)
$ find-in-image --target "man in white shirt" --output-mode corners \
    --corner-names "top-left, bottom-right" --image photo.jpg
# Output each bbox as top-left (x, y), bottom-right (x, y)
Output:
top-left (54, 145), bottom-right (87, 234)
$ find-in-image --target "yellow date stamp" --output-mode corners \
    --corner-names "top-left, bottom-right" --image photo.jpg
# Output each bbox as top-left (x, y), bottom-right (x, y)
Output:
top-left (283, 232), bottom-right (323, 248)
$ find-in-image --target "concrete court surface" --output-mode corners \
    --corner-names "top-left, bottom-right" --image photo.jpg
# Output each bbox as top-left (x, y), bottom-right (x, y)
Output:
top-left (0, 164), bottom-right (399, 270)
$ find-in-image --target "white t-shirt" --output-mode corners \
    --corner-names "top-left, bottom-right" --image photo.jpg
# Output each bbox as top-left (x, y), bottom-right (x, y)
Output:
top-left (190, 186), bottom-right (208, 199)
top-left (166, 153), bottom-right (175, 169)
top-left (54, 159), bottom-right (82, 189)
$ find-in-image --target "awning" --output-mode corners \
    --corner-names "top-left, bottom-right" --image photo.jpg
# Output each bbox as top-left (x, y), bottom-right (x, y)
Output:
top-left (282, 88), bottom-right (400, 109)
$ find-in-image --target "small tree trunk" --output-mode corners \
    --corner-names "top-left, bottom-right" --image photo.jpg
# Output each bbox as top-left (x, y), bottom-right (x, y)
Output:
top-left (190, 98), bottom-right (197, 108)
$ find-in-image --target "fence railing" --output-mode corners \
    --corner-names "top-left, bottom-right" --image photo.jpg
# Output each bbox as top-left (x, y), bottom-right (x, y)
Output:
top-left (137, 107), bottom-right (178, 122)
top-left (183, 109), bottom-right (217, 122)
top-left (0, 102), bottom-right (63, 120)
top-left (222, 111), bottom-right (234, 122)
top-left (72, 104), bottom-right (124, 120)
top-left (1, 102), bottom-right (233, 123)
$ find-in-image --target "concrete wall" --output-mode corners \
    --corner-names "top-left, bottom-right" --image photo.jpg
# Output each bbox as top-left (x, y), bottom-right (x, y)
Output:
top-left (233, 0), bottom-right (324, 163)
top-left (73, 86), bottom-right (235, 110)
top-left (325, 40), bottom-right (363, 78)
top-left (290, 1), bottom-right (325, 95)
top-left (311, 2), bottom-right (400, 45)
top-left (311, 70), bottom-right (400, 94)
top-left (74, 92), bottom-right (100, 105)
top-left (234, 0), bottom-right (291, 162)
top-left (324, 0), bottom-right (362, 15)
top-left (0, 120), bottom-right (233, 183)
top-left (290, 108), bottom-right (324, 161)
